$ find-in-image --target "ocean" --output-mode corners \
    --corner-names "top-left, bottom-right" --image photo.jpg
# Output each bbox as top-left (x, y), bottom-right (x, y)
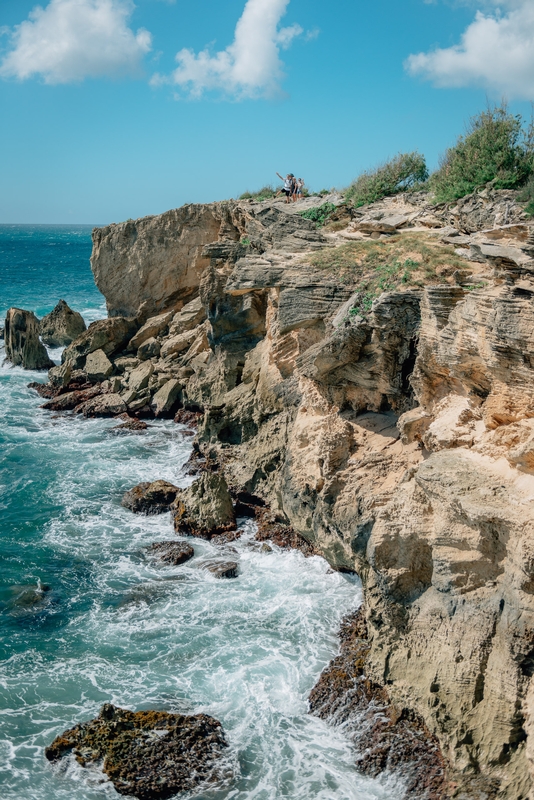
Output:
top-left (0, 225), bottom-right (397, 799)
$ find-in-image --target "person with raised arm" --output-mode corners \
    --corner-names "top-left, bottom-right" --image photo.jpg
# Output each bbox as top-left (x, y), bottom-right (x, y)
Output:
top-left (276, 172), bottom-right (295, 204)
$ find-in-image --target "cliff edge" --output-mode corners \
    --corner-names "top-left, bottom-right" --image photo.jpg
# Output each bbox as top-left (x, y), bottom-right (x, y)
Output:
top-left (45, 189), bottom-right (534, 797)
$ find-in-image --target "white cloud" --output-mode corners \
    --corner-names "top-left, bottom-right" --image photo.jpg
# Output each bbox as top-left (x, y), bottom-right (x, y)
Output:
top-left (0, 0), bottom-right (152, 84)
top-left (153, 0), bottom-right (303, 99)
top-left (406, 1), bottom-right (534, 99)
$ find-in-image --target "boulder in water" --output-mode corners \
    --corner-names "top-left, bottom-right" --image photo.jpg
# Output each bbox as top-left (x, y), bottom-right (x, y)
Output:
top-left (147, 540), bottom-right (195, 565)
top-left (45, 703), bottom-right (228, 800)
top-left (39, 300), bottom-right (86, 347)
top-left (172, 471), bottom-right (236, 539)
top-left (198, 559), bottom-right (238, 579)
top-left (122, 480), bottom-right (180, 514)
top-left (4, 308), bottom-right (55, 370)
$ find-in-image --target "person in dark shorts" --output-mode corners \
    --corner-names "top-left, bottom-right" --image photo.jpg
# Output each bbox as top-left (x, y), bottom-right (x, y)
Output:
top-left (276, 172), bottom-right (295, 203)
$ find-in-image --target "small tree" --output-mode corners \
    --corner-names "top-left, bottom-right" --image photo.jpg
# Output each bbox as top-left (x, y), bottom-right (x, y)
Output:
top-left (345, 152), bottom-right (428, 208)
top-left (431, 104), bottom-right (534, 203)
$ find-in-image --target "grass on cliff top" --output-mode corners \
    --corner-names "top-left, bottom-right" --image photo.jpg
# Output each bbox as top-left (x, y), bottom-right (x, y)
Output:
top-left (307, 233), bottom-right (477, 313)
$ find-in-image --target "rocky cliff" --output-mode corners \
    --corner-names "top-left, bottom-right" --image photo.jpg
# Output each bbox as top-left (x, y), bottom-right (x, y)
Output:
top-left (40, 190), bottom-right (534, 798)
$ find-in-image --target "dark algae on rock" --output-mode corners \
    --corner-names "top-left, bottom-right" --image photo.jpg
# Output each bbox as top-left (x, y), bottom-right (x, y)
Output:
top-left (309, 610), bottom-right (448, 800)
top-left (45, 704), bottom-right (229, 800)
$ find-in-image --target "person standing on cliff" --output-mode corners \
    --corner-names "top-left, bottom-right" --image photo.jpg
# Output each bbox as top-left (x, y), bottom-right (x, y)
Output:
top-left (294, 178), bottom-right (305, 202)
top-left (276, 172), bottom-right (295, 204)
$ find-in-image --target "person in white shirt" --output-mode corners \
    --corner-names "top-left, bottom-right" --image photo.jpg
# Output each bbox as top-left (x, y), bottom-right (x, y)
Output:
top-left (276, 172), bottom-right (295, 204)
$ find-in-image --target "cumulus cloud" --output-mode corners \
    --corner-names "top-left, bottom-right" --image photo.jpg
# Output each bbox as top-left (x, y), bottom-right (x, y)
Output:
top-left (0, 0), bottom-right (152, 84)
top-left (406, 0), bottom-right (534, 99)
top-left (153, 0), bottom-right (303, 99)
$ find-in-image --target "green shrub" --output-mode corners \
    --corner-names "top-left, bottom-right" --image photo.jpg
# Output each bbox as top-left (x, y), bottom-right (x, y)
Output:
top-left (299, 202), bottom-right (338, 227)
top-left (431, 105), bottom-right (534, 203)
top-left (239, 185), bottom-right (277, 202)
top-left (345, 152), bottom-right (428, 208)
top-left (518, 174), bottom-right (534, 216)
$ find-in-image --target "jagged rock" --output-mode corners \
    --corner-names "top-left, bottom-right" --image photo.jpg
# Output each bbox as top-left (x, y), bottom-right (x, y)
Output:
top-left (122, 480), bottom-right (179, 514)
top-left (147, 541), bottom-right (194, 565)
top-left (77, 393), bottom-right (127, 417)
top-left (45, 703), bottom-right (228, 800)
top-left (4, 308), bottom-right (54, 370)
top-left (120, 387), bottom-right (138, 404)
top-left (198, 560), bottom-right (238, 579)
top-left (168, 296), bottom-right (206, 336)
top-left (114, 356), bottom-right (140, 373)
top-left (62, 316), bottom-right (137, 369)
top-left (85, 349), bottom-right (113, 382)
top-left (150, 379), bottom-right (182, 417)
top-left (137, 337), bottom-right (160, 361)
top-left (354, 213), bottom-right (413, 233)
top-left (172, 471), bottom-right (236, 539)
top-left (309, 610), bottom-right (447, 799)
top-left (48, 361), bottom-right (72, 388)
top-left (129, 310), bottom-right (174, 350)
top-left (129, 361), bottom-right (153, 393)
top-left (160, 329), bottom-right (198, 359)
top-left (128, 391), bottom-right (152, 413)
top-left (91, 206), bottom-right (228, 318)
top-left (39, 300), bottom-right (86, 346)
top-left (42, 390), bottom-right (89, 411)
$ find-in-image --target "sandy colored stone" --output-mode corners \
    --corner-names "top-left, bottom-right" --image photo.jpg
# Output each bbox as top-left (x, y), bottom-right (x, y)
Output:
top-left (4, 307), bottom-right (54, 370)
top-left (39, 299), bottom-right (86, 346)
top-left (150, 379), bottom-right (182, 417)
top-left (85, 349), bottom-right (113, 381)
top-left (172, 471), bottom-right (236, 539)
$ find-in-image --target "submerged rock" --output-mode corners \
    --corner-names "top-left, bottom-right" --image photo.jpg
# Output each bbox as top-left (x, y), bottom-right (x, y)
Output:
top-left (45, 703), bottom-right (228, 800)
top-left (198, 559), bottom-right (238, 579)
top-left (112, 415), bottom-right (149, 433)
top-left (39, 300), bottom-right (86, 347)
top-left (172, 471), bottom-right (236, 539)
top-left (4, 308), bottom-right (54, 370)
top-left (122, 480), bottom-right (180, 514)
top-left (147, 540), bottom-right (194, 565)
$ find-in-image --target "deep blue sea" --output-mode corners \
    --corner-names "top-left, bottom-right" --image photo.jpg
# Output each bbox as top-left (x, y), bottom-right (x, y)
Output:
top-left (0, 226), bottom-right (397, 799)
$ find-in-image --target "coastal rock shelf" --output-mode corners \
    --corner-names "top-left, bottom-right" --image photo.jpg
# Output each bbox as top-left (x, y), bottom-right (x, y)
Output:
top-left (45, 704), bottom-right (229, 800)
top-left (27, 188), bottom-right (534, 798)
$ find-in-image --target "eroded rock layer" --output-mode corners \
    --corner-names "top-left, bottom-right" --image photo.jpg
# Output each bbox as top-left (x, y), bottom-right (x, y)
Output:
top-left (34, 190), bottom-right (534, 798)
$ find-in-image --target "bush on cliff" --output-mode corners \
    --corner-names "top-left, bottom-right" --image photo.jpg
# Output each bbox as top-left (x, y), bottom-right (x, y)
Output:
top-left (299, 202), bottom-right (338, 227)
top-left (431, 105), bottom-right (534, 203)
top-left (518, 174), bottom-right (534, 217)
top-left (345, 152), bottom-right (429, 208)
top-left (239, 185), bottom-right (277, 201)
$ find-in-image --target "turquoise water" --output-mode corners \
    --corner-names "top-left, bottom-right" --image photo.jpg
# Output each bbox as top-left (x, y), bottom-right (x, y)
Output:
top-left (0, 227), bottom-right (398, 799)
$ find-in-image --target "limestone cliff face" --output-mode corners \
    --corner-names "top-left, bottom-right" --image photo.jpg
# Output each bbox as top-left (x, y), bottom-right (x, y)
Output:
top-left (81, 193), bottom-right (534, 797)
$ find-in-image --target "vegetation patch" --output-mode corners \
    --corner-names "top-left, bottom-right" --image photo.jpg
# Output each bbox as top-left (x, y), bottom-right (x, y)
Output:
top-left (431, 105), bottom-right (534, 203)
top-left (239, 185), bottom-right (277, 202)
top-left (345, 152), bottom-right (428, 208)
top-left (299, 202), bottom-right (338, 227)
top-left (306, 233), bottom-right (477, 313)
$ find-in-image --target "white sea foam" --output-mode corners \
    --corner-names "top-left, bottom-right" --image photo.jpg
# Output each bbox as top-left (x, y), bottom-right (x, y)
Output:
top-left (0, 333), bottom-right (402, 800)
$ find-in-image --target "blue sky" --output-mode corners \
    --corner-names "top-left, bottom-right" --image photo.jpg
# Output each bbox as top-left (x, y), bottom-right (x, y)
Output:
top-left (1, 0), bottom-right (533, 224)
